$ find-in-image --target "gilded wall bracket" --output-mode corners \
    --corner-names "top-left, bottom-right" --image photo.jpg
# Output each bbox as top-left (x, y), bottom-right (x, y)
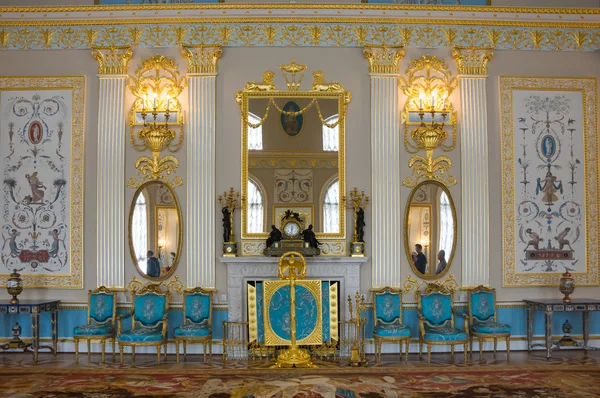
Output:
top-left (399, 55), bottom-right (458, 188)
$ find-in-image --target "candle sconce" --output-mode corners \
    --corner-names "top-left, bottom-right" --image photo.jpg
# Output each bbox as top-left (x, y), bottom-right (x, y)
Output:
top-left (219, 188), bottom-right (242, 257)
top-left (127, 55), bottom-right (185, 189)
top-left (399, 55), bottom-right (458, 188)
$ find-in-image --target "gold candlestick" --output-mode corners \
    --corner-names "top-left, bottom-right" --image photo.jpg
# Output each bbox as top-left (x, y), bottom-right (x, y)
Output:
top-left (348, 188), bottom-right (369, 257)
top-left (218, 187), bottom-right (241, 257)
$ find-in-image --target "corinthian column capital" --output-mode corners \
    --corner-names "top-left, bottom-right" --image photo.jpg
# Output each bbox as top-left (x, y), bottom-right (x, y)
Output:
top-left (363, 45), bottom-right (405, 74)
top-left (181, 45), bottom-right (222, 74)
top-left (91, 45), bottom-right (132, 75)
top-left (452, 46), bottom-right (494, 75)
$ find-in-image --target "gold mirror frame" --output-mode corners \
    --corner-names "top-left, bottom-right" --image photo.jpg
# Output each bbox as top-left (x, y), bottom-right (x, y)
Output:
top-left (403, 180), bottom-right (457, 280)
top-left (128, 181), bottom-right (183, 281)
top-left (238, 61), bottom-right (350, 241)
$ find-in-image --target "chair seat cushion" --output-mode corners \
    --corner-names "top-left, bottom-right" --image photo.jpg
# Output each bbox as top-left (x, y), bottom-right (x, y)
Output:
top-left (373, 323), bottom-right (411, 338)
top-left (472, 322), bottom-right (511, 335)
top-left (118, 328), bottom-right (164, 343)
top-left (174, 323), bottom-right (212, 338)
top-left (74, 324), bottom-right (114, 337)
top-left (423, 326), bottom-right (468, 342)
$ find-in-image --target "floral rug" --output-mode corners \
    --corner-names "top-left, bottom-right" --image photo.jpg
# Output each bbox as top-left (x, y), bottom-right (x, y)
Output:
top-left (1, 367), bottom-right (599, 397)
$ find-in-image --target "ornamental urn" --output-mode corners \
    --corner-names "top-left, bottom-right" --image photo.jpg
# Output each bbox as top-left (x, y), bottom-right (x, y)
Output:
top-left (559, 268), bottom-right (575, 303)
top-left (7, 269), bottom-right (23, 304)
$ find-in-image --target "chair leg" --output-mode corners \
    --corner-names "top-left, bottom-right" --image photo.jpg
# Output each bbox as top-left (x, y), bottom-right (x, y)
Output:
top-left (157, 345), bottom-right (161, 364)
top-left (209, 339), bottom-right (212, 361)
top-left (119, 344), bottom-right (124, 365)
top-left (464, 343), bottom-right (468, 363)
top-left (75, 339), bottom-right (79, 363)
top-left (374, 339), bottom-right (380, 363)
top-left (479, 338), bottom-right (483, 358)
top-left (469, 337), bottom-right (473, 357)
top-left (101, 339), bottom-right (106, 363)
top-left (405, 340), bottom-right (409, 363)
top-left (183, 341), bottom-right (187, 360)
top-left (427, 344), bottom-right (431, 363)
top-left (112, 338), bottom-right (116, 361)
top-left (419, 342), bottom-right (422, 360)
top-left (493, 338), bottom-right (497, 355)
top-left (87, 340), bottom-right (91, 359)
top-left (506, 337), bottom-right (510, 361)
top-left (451, 344), bottom-right (455, 360)
top-left (164, 342), bottom-right (168, 360)
top-left (132, 346), bottom-right (136, 362)
top-left (176, 341), bottom-right (180, 363)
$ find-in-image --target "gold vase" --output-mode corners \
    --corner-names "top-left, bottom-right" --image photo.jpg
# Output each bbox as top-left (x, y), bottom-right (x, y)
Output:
top-left (559, 268), bottom-right (575, 303)
top-left (7, 269), bottom-right (23, 304)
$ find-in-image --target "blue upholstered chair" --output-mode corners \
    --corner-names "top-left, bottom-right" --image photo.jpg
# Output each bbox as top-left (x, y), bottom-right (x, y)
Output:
top-left (468, 285), bottom-right (511, 359)
top-left (73, 287), bottom-right (117, 363)
top-left (174, 287), bottom-right (213, 362)
top-left (371, 287), bottom-right (411, 363)
top-left (417, 284), bottom-right (469, 363)
top-left (117, 284), bottom-right (170, 364)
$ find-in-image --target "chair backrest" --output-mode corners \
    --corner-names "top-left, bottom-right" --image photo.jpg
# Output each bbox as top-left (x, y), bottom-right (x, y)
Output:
top-left (88, 287), bottom-right (117, 325)
top-left (183, 288), bottom-right (213, 326)
top-left (417, 284), bottom-right (454, 328)
top-left (468, 285), bottom-right (497, 323)
top-left (371, 287), bottom-right (403, 326)
top-left (132, 285), bottom-right (169, 328)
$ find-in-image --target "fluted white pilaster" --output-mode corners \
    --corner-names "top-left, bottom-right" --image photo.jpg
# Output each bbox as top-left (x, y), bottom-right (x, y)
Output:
top-left (370, 75), bottom-right (402, 287)
top-left (96, 75), bottom-right (127, 288)
top-left (186, 73), bottom-right (217, 288)
top-left (459, 76), bottom-right (489, 287)
top-left (364, 46), bottom-right (404, 288)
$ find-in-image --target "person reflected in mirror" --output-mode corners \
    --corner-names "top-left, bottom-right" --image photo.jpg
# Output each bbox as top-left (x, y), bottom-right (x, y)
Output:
top-left (436, 250), bottom-right (447, 275)
top-left (413, 244), bottom-right (427, 274)
top-left (222, 207), bottom-right (231, 243)
top-left (356, 207), bottom-right (365, 242)
top-left (146, 250), bottom-right (161, 278)
top-left (266, 225), bottom-right (283, 248)
top-left (302, 224), bottom-right (321, 248)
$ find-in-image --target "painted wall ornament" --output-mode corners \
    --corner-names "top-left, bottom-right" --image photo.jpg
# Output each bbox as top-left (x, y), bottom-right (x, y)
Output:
top-left (500, 76), bottom-right (599, 286)
top-left (0, 76), bottom-right (85, 289)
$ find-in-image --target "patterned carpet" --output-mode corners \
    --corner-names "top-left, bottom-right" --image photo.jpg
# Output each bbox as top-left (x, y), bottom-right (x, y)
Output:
top-left (1, 367), bottom-right (599, 397)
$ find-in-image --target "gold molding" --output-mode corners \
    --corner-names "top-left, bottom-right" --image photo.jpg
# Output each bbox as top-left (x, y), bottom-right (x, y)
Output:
top-left (181, 44), bottom-right (222, 74)
top-left (363, 46), bottom-right (405, 74)
top-left (452, 46), bottom-right (494, 75)
top-left (91, 45), bottom-right (132, 75)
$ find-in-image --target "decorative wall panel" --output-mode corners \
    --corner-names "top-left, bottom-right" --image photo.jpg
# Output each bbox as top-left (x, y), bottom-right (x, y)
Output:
top-left (500, 77), bottom-right (598, 286)
top-left (0, 76), bottom-right (85, 289)
top-left (274, 169), bottom-right (313, 204)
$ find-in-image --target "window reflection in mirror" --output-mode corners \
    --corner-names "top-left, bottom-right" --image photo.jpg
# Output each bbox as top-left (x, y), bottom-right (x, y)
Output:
top-left (245, 97), bottom-right (341, 236)
top-left (404, 181), bottom-right (457, 280)
top-left (129, 181), bottom-right (182, 281)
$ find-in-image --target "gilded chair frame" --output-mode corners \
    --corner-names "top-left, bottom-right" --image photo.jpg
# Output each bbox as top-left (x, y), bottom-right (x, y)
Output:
top-left (467, 285), bottom-right (510, 359)
top-left (74, 286), bottom-right (117, 363)
top-left (117, 283), bottom-right (170, 364)
top-left (174, 287), bottom-right (214, 363)
top-left (371, 287), bottom-right (411, 363)
top-left (416, 284), bottom-right (469, 363)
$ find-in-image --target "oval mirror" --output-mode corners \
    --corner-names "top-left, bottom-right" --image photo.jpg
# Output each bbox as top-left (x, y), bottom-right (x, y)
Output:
top-left (128, 181), bottom-right (182, 281)
top-left (404, 180), bottom-right (457, 280)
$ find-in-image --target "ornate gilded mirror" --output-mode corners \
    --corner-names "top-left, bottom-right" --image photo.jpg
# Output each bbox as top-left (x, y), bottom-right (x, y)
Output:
top-left (404, 180), bottom-right (457, 280)
top-left (237, 60), bottom-right (351, 248)
top-left (128, 181), bottom-right (182, 280)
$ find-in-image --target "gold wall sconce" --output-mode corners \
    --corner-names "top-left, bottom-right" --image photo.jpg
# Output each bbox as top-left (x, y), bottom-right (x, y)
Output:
top-left (127, 55), bottom-right (186, 189)
top-left (400, 56), bottom-right (458, 188)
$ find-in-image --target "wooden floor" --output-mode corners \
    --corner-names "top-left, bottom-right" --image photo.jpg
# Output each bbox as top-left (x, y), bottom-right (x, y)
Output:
top-left (1, 349), bottom-right (597, 372)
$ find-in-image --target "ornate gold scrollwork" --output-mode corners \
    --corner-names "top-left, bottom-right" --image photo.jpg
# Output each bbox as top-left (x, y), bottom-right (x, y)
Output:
top-left (180, 44), bottom-right (222, 74)
top-left (452, 46), bottom-right (494, 75)
top-left (91, 45), bottom-right (132, 75)
top-left (127, 275), bottom-right (184, 297)
top-left (400, 55), bottom-right (458, 188)
top-left (127, 55), bottom-right (186, 190)
top-left (363, 45), bottom-right (405, 74)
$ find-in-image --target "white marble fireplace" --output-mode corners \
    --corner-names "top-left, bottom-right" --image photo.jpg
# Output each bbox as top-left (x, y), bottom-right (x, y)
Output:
top-left (219, 256), bottom-right (368, 322)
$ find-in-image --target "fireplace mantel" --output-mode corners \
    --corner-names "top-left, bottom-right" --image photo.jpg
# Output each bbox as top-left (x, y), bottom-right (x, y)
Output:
top-left (219, 256), bottom-right (368, 322)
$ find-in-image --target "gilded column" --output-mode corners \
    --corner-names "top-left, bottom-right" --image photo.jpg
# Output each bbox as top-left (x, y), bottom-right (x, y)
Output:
top-left (452, 47), bottom-right (494, 288)
top-left (92, 46), bottom-right (132, 288)
top-left (181, 45), bottom-right (222, 289)
top-left (363, 46), bottom-right (405, 288)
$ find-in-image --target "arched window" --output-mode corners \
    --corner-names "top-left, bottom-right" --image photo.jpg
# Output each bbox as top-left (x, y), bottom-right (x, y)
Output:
top-left (248, 112), bottom-right (263, 150)
top-left (247, 178), bottom-right (264, 233)
top-left (132, 192), bottom-right (148, 272)
top-left (322, 114), bottom-right (339, 151)
top-left (323, 178), bottom-right (339, 233)
top-left (438, 190), bottom-right (453, 260)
